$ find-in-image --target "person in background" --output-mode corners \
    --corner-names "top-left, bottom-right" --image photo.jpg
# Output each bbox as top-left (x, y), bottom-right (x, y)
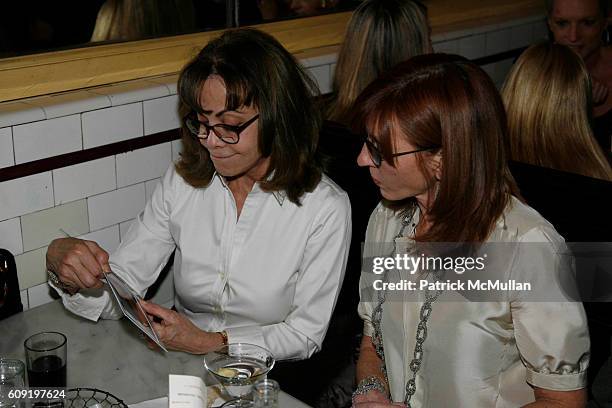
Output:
top-left (546, 0), bottom-right (612, 152)
top-left (45, 28), bottom-right (351, 361)
top-left (326, 0), bottom-right (430, 125)
top-left (287, 0), bottom-right (340, 16)
top-left (91, 0), bottom-right (195, 42)
top-left (352, 54), bottom-right (589, 407)
top-left (502, 42), bottom-right (612, 180)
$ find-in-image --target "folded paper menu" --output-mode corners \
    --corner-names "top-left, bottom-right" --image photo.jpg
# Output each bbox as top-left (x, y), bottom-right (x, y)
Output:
top-left (103, 271), bottom-right (167, 352)
top-left (169, 375), bottom-right (208, 408)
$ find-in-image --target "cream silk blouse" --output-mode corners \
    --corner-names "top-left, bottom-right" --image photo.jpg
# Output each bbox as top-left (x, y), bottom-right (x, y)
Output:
top-left (358, 197), bottom-right (589, 407)
top-left (54, 165), bottom-right (351, 361)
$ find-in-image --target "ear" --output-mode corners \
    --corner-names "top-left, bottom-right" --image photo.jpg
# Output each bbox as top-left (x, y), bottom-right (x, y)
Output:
top-left (428, 150), bottom-right (442, 181)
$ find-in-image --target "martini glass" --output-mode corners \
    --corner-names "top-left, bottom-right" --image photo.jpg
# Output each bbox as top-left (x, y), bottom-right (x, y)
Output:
top-left (203, 343), bottom-right (275, 408)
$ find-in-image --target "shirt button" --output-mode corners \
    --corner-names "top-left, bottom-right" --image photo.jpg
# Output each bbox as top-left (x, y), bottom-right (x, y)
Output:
top-left (219, 272), bottom-right (226, 279)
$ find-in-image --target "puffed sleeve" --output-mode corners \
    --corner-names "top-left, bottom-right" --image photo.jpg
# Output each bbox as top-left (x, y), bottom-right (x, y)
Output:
top-left (511, 226), bottom-right (590, 391)
top-left (225, 189), bottom-right (352, 361)
top-left (51, 165), bottom-right (178, 321)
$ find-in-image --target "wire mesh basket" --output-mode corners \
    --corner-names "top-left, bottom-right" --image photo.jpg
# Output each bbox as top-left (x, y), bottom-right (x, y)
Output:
top-left (64, 388), bottom-right (127, 408)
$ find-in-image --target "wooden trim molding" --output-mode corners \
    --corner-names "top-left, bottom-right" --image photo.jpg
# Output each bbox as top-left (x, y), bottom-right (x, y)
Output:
top-left (0, 45), bottom-right (526, 184)
top-left (0, 0), bottom-right (543, 103)
top-left (0, 13), bottom-right (351, 103)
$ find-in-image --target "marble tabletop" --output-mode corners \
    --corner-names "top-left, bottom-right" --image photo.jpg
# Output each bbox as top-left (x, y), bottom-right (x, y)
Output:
top-left (0, 300), bottom-right (310, 407)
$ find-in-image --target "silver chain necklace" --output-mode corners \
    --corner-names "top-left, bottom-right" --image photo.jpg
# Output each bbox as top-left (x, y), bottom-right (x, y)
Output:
top-left (370, 208), bottom-right (442, 407)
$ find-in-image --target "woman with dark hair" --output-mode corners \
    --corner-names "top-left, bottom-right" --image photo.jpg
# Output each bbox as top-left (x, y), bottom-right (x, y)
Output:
top-left (45, 28), bottom-right (351, 360)
top-left (352, 54), bottom-right (589, 407)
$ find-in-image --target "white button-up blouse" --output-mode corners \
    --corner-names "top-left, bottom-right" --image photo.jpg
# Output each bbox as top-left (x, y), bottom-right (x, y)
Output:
top-left (57, 165), bottom-right (352, 361)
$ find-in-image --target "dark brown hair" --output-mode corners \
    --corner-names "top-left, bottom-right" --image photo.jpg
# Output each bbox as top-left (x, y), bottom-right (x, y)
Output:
top-left (176, 28), bottom-right (322, 205)
top-left (352, 54), bottom-right (520, 242)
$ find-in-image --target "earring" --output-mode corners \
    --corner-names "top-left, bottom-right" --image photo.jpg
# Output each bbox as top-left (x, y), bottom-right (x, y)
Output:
top-left (606, 29), bottom-right (611, 45)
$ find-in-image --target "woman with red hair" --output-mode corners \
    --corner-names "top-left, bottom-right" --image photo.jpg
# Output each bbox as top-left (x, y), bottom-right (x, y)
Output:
top-left (352, 54), bottom-right (589, 407)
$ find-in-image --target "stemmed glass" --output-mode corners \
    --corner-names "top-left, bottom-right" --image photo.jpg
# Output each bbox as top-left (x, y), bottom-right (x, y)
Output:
top-left (203, 343), bottom-right (275, 408)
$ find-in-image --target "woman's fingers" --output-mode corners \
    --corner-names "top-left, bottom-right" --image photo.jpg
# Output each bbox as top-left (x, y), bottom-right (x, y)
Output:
top-left (140, 300), bottom-right (175, 322)
top-left (592, 79), bottom-right (609, 105)
top-left (47, 238), bottom-right (109, 289)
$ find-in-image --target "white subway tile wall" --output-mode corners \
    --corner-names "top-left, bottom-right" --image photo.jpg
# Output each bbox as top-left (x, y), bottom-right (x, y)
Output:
top-left (0, 127), bottom-right (14, 168)
top-left (457, 34), bottom-right (487, 60)
top-left (307, 65), bottom-right (332, 95)
top-left (20, 290), bottom-right (28, 311)
top-left (148, 74), bottom-right (180, 95)
top-left (433, 40), bottom-right (459, 54)
top-left (89, 80), bottom-right (170, 107)
top-left (509, 24), bottom-right (535, 49)
top-left (0, 102), bottom-right (46, 128)
top-left (143, 95), bottom-right (180, 136)
top-left (53, 156), bottom-right (116, 205)
top-left (485, 28), bottom-right (511, 55)
top-left (0, 217), bottom-right (23, 255)
top-left (87, 183), bottom-right (146, 231)
top-left (116, 143), bottom-right (171, 188)
top-left (21, 199), bottom-right (89, 252)
top-left (300, 53), bottom-right (337, 68)
top-left (0, 172), bottom-right (53, 221)
top-left (533, 20), bottom-right (549, 42)
top-left (15, 246), bottom-right (48, 289)
top-left (13, 115), bottom-right (82, 164)
top-left (25, 91), bottom-right (111, 120)
top-left (0, 15), bottom-right (545, 307)
top-left (78, 225), bottom-right (121, 254)
top-left (28, 282), bottom-right (56, 309)
top-left (82, 103), bottom-right (144, 148)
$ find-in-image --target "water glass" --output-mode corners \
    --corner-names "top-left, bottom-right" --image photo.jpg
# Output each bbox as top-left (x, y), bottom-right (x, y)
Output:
top-left (252, 379), bottom-right (279, 408)
top-left (23, 332), bottom-right (67, 388)
top-left (0, 359), bottom-right (25, 408)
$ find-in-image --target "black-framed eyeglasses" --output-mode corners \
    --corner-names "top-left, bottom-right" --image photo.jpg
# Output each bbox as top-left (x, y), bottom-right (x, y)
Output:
top-left (183, 112), bottom-right (259, 144)
top-left (364, 137), bottom-right (438, 168)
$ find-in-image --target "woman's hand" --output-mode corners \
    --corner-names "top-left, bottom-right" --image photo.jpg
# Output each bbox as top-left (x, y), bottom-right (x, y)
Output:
top-left (592, 78), bottom-right (609, 106)
top-left (46, 238), bottom-right (108, 290)
top-left (352, 391), bottom-right (405, 408)
top-left (139, 301), bottom-right (222, 354)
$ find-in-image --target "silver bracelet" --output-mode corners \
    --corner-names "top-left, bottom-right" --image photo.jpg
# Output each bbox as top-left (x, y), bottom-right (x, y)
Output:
top-left (352, 376), bottom-right (387, 399)
top-left (47, 269), bottom-right (78, 292)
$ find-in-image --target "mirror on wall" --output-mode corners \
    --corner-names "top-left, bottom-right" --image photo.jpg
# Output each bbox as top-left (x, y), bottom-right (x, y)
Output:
top-left (0, 0), bottom-right (360, 59)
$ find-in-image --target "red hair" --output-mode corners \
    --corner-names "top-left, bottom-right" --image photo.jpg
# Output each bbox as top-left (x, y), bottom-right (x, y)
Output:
top-left (352, 54), bottom-right (520, 242)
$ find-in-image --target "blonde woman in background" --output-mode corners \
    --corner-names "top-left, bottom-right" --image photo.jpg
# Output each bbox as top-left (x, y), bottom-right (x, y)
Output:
top-left (326, 0), bottom-right (431, 125)
top-left (91, 0), bottom-right (195, 42)
top-left (502, 42), bottom-right (612, 181)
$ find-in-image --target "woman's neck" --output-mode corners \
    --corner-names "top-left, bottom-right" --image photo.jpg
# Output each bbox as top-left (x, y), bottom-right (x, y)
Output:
top-left (415, 196), bottom-right (434, 236)
top-left (225, 157), bottom-right (270, 218)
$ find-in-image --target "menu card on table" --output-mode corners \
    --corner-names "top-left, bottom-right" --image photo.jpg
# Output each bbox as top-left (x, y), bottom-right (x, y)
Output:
top-left (102, 271), bottom-right (167, 352)
top-left (169, 375), bottom-right (208, 408)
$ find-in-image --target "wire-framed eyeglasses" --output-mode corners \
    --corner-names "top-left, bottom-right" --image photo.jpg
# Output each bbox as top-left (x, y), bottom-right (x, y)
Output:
top-left (364, 137), bottom-right (439, 168)
top-left (183, 112), bottom-right (259, 144)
